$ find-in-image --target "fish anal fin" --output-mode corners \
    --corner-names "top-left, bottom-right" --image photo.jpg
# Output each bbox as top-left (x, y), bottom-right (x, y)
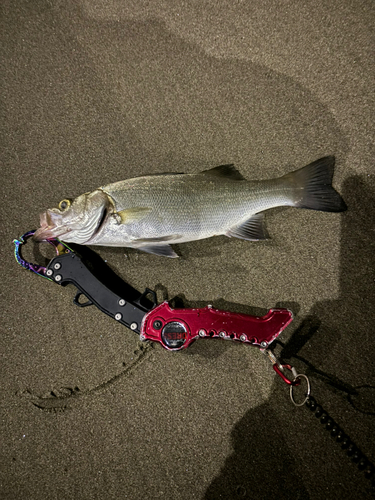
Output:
top-left (226, 213), bottom-right (269, 241)
top-left (115, 207), bottom-right (152, 224)
top-left (200, 164), bottom-right (246, 181)
top-left (138, 244), bottom-right (178, 258)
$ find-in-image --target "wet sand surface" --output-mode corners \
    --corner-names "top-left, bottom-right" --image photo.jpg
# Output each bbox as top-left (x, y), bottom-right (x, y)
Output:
top-left (1, 1), bottom-right (374, 498)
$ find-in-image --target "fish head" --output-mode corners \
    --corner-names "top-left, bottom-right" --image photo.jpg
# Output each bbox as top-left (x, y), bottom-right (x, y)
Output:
top-left (34, 189), bottom-right (112, 244)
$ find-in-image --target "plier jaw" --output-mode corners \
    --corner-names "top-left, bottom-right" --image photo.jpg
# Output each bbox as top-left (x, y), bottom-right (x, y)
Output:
top-left (13, 230), bottom-right (73, 280)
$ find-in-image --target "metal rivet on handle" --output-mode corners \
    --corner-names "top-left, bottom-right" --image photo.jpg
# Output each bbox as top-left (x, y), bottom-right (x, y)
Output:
top-left (260, 341), bottom-right (268, 348)
top-left (219, 331), bottom-right (226, 338)
top-left (198, 329), bottom-right (206, 337)
top-left (46, 269), bottom-right (53, 276)
top-left (118, 299), bottom-right (126, 306)
top-left (115, 313), bottom-right (122, 321)
top-left (240, 334), bottom-right (247, 342)
top-left (55, 275), bottom-right (62, 282)
top-left (54, 262), bottom-right (61, 270)
top-left (130, 322), bottom-right (138, 331)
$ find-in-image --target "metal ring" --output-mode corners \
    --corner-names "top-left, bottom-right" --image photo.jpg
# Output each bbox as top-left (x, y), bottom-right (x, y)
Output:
top-left (290, 374), bottom-right (311, 407)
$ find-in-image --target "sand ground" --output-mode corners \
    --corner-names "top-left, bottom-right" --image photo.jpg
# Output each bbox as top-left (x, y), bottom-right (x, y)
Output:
top-left (1, 1), bottom-right (374, 498)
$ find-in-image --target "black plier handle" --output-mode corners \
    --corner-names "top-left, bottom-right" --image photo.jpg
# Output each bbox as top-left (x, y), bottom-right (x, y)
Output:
top-left (13, 231), bottom-right (156, 333)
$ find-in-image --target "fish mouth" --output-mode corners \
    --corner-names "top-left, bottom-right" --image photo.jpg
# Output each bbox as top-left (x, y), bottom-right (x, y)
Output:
top-left (33, 211), bottom-right (72, 242)
top-left (33, 205), bottom-right (110, 244)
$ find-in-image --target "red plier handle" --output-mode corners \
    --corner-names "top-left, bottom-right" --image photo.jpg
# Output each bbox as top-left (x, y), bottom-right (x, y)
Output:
top-left (140, 301), bottom-right (293, 351)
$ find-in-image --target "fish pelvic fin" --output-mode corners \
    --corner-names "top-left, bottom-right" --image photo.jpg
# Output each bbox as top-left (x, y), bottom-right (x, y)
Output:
top-left (283, 156), bottom-right (347, 212)
top-left (115, 207), bottom-right (152, 224)
top-left (226, 213), bottom-right (269, 241)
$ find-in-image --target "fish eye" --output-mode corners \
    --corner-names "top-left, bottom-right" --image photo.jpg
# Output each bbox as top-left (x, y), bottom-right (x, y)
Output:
top-left (58, 199), bottom-right (71, 211)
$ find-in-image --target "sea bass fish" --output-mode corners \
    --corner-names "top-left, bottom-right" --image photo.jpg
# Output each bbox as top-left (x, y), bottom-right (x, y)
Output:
top-left (34, 156), bottom-right (346, 257)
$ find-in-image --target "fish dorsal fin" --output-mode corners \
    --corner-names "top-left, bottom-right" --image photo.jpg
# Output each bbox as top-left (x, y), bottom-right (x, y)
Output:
top-left (115, 207), bottom-right (152, 224)
top-left (200, 164), bottom-right (246, 181)
top-left (226, 213), bottom-right (269, 241)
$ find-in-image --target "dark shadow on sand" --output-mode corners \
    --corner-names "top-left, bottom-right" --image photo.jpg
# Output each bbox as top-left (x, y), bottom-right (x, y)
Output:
top-left (204, 176), bottom-right (375, 498)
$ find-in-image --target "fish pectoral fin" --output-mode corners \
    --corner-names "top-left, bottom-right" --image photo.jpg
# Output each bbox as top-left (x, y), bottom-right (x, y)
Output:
top-left (137, 244), bottom-right (179, 258)
top-left (226, 213), bottom-right (269, 241)
top-left (200, 164), bottom-right (246, 181)
top-left (115, 207), bottom-right (152, 224)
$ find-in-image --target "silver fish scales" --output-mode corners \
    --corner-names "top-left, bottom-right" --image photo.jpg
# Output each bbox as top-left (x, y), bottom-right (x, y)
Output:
top-left (34, 156), bottom-right (346, 257)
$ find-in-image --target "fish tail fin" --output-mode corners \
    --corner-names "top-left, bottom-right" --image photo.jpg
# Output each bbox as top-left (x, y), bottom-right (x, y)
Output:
top-left (283, 156), bottom-right (347, 212)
